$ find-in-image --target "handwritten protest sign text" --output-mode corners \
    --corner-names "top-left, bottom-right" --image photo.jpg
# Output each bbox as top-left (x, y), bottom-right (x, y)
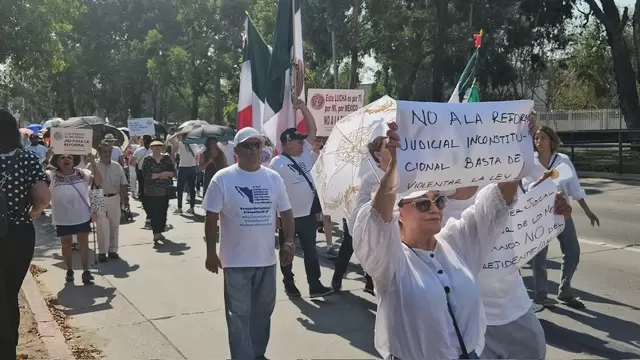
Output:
top-left (396, 100), bottom-right (535, 191)
top-left (482, 180), bottom-right (565, 274)
top-left (128, 117), bottom-right (155, 136)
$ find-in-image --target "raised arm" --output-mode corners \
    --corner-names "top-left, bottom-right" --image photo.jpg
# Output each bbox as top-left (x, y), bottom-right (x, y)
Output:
top-left (293, 98), bottom-right (317, 145)
top-left (352, 122), bottom-right (404, 293)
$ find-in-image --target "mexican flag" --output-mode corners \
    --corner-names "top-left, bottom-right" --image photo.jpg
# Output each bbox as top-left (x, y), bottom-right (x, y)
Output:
top-left (237, 16), bottom-right (271, 131)
top-left (262, 0), bottom-right (304, 150)
top-left (449, 30), bottom-right (483, 103)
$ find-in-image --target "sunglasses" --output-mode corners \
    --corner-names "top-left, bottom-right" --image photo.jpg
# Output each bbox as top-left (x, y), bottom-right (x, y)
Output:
top-left (399, 196), bottom-right (447, 212)
top-left (238, 142), bottom-right (262, 150)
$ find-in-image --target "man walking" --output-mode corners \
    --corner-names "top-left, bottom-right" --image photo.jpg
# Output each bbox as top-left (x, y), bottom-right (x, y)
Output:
top-left (269, 99), bottom-right (333, 298)
top-left (94, 141), bottom-right (129, 261)
top-left (203, 127), bottom-right (295, 359)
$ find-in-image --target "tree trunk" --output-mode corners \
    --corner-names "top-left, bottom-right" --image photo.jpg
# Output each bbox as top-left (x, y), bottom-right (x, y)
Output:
top-left (431, 0), bottom-right (447, 102)
top-left (213, 69), bottom-right (223, 124)
top-left (587, 0), bottom-right (640, 130)
top-left (633, 0), bottom-right (640, 82)
top-left (349, 0), bottom-right (360, 89)
top-left (190, 88), bottom-right (200, 120)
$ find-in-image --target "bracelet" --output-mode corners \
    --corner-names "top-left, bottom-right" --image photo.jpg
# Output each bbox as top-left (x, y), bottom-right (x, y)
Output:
top-left (282, 242), bottom-right (295, 251)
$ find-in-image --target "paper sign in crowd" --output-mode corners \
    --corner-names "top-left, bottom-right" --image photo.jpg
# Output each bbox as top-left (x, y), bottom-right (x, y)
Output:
top-left (482, 179), bottom-right (565, 274)
top-left (395, 100), bottom-right (535, 192)
top-left (128, 117), bottom-right (155, 136)
top-left (308, 89), bottom-right (365, 137)
top-left (50, 128), bottom-right (93, 155)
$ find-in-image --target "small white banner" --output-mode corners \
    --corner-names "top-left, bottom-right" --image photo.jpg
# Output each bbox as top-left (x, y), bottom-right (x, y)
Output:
top-left (307, 89), bottom-right (365, 137)
top-left (50, 128), bottom-right (93, 155)
top-left (128, 117), bottom-right (155, 136)
top-left (483, 179), bottom-right (565, 273)
top-left (395, 100), bottom-right (535, 191)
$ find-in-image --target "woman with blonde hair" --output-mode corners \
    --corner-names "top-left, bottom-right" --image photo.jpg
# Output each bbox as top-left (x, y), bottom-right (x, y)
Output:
top-left (524, 125), bottom-right (599, 309)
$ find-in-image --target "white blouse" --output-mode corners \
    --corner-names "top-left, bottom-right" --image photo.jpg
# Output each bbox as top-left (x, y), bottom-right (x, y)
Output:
top-left (353, 184), bottom-right (509, 360)
top-left (522, 152), bottom-right (586, 201)
top-left (348, 169), bottom-right (383, 230)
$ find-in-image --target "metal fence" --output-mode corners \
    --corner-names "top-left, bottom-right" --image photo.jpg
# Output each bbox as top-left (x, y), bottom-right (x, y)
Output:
top-left (537, 109), bottom-right (626, 131)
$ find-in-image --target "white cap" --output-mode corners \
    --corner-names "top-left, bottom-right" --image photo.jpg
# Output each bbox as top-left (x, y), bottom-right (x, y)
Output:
top-left (234, 127), bottom-right (263, 145)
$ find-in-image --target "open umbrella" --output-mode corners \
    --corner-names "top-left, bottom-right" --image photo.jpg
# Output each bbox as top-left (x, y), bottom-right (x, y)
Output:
top-left (182, 124), bottom-right (235, 145)
top-left (61, 116), bottom-right (126, 147)
top-left (26, 124), bottom-right (43, 133)
top-left (178, 120), bottom-right (209, 130)
top-left (118, 127), bottom-right (130, 138)
top-left (42, 118), bottom-right (65, 129)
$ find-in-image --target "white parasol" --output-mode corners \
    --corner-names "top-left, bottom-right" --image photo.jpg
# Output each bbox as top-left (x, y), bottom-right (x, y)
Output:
top-left (311, 96), bottom-right (396, 222)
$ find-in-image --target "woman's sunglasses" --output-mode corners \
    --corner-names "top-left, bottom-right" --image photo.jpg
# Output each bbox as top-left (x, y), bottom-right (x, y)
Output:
top-left (399, 196), bottom-right (447, 212)
top-left (238, 142), bottom-right (262, 150)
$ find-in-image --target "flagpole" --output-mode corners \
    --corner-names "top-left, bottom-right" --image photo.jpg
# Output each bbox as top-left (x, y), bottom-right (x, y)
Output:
top-left (290, 0), bottom-right (298, 101)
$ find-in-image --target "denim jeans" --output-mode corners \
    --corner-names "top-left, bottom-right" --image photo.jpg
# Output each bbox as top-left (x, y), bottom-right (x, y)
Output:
top-left (176, 166), bottom-right (197, 210)
top-left (278, 214), bottom-right (322, 289)
top-left (531, 217), bottom-right (580, 300)
top-left (224, 265), bottom-right (276, 360)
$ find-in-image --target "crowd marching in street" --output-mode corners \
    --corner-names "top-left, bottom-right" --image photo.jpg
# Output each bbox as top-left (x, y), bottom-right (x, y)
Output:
top-left (0, 96), bottom-right (602, 360)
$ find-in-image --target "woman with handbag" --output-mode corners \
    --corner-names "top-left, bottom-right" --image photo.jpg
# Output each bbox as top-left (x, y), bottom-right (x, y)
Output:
top-left (47, 152), bottom-right (102, 285)
top-left (142, 140), bottom-right (176, 243)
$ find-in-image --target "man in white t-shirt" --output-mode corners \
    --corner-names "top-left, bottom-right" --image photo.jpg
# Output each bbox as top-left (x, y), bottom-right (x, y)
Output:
top-left (172, 139), bottom-right (201, 214)
top-left (132, 135), bottom-right (153, 226)
top-left (443, 186), bottom-right (555, 359)
top-left (203, 127), bottom-right (294, 360)
top-left (268, 99), bottom-right (333, 298)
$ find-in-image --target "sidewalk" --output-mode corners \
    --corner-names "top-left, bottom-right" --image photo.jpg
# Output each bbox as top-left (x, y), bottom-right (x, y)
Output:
top-left (29, 198), bottom-right (640, 359)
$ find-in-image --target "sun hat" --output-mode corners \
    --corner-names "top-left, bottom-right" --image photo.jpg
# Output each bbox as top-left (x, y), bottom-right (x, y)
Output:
top-left (150, 140), bottom-right (164, 146)
top-left (234, 127), bottom-right (263, 145)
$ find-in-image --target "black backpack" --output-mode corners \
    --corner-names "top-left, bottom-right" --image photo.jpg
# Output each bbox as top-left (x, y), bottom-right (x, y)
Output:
top-left (0, 150), bottom-right (23, 238)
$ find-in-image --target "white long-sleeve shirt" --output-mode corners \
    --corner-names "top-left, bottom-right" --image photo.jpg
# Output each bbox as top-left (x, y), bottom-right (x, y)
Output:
top-left (522, 152), bottom-right (586, 201)
top-left (347, 169), bottom-right (384, 231)
top-left (353, 184), bottom-right (509, 360)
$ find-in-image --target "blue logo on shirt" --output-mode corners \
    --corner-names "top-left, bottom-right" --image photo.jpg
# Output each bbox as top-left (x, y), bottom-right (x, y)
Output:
top-left (235, 186), bottom-right (254, 204)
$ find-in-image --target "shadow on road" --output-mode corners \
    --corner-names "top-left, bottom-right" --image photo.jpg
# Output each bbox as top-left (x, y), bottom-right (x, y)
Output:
top-left (540, 318), bottom-right (640, 359)
top-left (289, 291), bottom-right (377, 358)
top-left (55, 282), bottom-right (116, 317)
top-left (153, 238), bottom-right (191, 256)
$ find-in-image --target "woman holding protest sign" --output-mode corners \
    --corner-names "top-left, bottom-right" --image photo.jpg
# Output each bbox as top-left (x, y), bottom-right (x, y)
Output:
top-left (525, 125), bottom-right (600, 309)
top-left (352, 121), bottom-right (521, 360)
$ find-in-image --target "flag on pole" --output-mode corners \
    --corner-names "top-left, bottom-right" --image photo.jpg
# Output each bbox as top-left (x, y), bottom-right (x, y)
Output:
top-left (262, 0), bottom-right (304, 150)
top-left (448, 29), bottom-right (483, 103)
top-left (237, 16), bottom-right (271, 131)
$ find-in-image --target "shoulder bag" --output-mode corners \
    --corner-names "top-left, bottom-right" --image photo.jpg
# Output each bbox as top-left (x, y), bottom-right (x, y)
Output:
top-left (282, 154), bottom-right (322, 215)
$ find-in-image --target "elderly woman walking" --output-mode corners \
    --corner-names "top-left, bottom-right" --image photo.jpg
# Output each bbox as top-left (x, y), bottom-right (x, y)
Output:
top-left (0, 110), bottom-right (51, 359)
top-left (142, 140), bottom-right (176, 243)
top-left (353, 121), bottom-right (520, 360)
top-left (93, 141), bottom-right (129, 262)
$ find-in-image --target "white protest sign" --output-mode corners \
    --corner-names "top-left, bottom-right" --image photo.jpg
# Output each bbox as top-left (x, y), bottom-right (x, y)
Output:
top-left (128, 117), bottom-right (155, 136)
top-left (395, 100), bottom-right (535, 192)
top-left (307, 89), bottom-right (365, 137)
top-left (50, 128), bottom-right (93, 155)
top-left (482, 179), bottom-right (565, 273)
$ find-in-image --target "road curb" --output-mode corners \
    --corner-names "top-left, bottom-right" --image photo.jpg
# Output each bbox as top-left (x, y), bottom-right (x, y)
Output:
top-left (578, 171), bottom-right (640, 181)
top-left (21, 270), bottom-right (75, 360)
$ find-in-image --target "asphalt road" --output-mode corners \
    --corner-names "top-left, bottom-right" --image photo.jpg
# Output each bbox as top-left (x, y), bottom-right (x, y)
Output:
top-left (571, 177), bottom-right (640, 247)
top-left (29, 177), bottom-right (640, 359)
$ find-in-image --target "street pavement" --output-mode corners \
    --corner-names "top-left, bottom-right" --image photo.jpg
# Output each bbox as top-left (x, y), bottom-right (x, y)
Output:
top-left (29, 177), bottom-right (640, 360)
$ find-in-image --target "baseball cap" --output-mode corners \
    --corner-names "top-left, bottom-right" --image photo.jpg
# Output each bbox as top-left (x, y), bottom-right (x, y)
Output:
top-left (280, 128), bottom-right (307, 144)
top-left (234, 127), bottom-right (263, 145)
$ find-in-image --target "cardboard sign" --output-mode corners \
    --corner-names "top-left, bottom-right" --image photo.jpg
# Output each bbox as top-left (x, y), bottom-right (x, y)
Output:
top-left (483, 179), bottom-right (565, 273)
top-left (307, 89), bottom-right (365, 137)
top-left (128, 117), bottom-right (155, 136)
top-left (50, 128), bottom-right (93, 155)
top-left (395, 100), bottom-right (535, 191)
